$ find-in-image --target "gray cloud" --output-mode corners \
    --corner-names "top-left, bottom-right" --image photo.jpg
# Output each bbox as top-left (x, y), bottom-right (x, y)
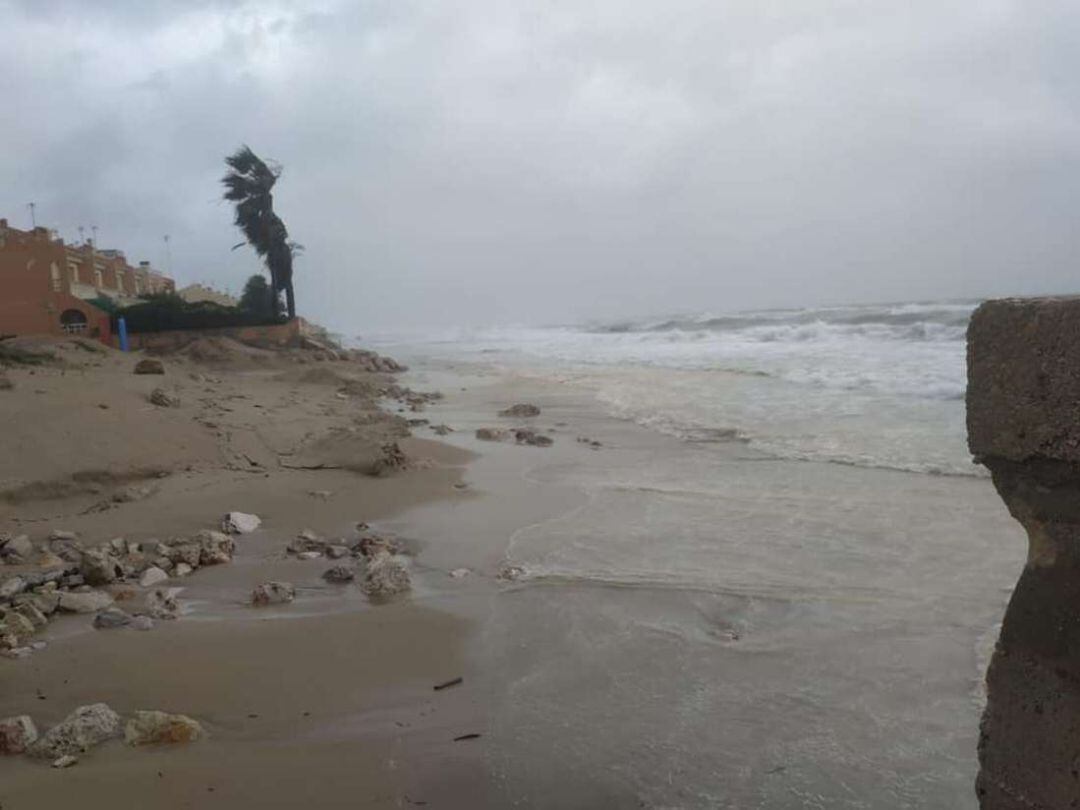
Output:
top-left (3, 0), bottom-right (1080, 333)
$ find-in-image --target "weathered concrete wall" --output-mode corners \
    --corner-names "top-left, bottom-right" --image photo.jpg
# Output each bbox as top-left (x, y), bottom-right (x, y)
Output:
top-left (967, 297), bottom-right (1080, 809)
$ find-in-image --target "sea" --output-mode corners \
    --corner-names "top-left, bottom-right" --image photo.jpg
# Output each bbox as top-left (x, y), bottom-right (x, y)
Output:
top-left (371, 299), bottom-right (1025, 809)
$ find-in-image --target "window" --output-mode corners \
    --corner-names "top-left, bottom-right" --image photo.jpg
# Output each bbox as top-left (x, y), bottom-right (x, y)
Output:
top-left (50, 263), bottom-right (61, 292)
top-left (69, 263), bottom-right (79, 284)
top-left (94, 269), bottom-right (103, 288)
top-left (60, 309), bottom-right (88, 334)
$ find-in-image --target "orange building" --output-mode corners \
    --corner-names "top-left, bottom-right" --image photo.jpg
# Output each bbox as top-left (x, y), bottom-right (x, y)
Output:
top-left (0, 217), bottom-right (174, 342)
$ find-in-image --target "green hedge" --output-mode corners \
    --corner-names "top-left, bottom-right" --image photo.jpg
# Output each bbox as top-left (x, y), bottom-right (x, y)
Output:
top-left (114, 293), bottom-right (286, 334)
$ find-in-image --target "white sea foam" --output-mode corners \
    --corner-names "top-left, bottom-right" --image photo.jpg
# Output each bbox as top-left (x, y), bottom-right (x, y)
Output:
top-left (373, 299), bottom-right (981, 476)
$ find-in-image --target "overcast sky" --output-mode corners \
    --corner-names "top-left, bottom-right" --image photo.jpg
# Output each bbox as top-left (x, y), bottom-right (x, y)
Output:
top-left (3, 0), bottom-right (1079, 333)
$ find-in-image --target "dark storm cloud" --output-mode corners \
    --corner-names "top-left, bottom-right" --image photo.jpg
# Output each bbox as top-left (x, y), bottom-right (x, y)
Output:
top-left (3, 0), bottom-right (1080, 333)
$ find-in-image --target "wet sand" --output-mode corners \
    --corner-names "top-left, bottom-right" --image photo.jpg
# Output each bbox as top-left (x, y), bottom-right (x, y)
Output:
top-left (0, 338), bottom-right (488, 809)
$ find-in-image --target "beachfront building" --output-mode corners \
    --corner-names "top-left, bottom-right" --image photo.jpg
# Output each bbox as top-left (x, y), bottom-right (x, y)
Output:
top-left (178, 283), bottom-right (238, 308)
top-left (0, 217), bottom-right (174, 341)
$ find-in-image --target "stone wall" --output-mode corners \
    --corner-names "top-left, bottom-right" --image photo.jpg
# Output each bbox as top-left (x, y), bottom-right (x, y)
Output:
top-left (967, 296), bottom-right (1080, 808)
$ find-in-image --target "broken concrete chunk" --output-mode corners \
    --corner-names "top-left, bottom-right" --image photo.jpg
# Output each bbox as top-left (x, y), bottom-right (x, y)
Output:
top-left (124, 711), bottom-right (203, 746)
top-left (221, 512), bottom-right (261, 535)
top-left (30, 703), bottom-right (121, 759)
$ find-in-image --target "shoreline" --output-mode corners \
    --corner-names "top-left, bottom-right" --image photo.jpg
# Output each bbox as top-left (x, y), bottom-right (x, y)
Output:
top-left (2, 336), bottom-right (1029, 807)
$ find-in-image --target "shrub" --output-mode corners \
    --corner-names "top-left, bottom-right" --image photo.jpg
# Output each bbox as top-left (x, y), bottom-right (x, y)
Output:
top-left (114, 293), bottom-right (286, 334)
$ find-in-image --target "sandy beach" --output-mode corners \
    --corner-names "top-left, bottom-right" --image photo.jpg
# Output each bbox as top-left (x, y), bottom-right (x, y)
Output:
top-left (0, 336), bottom-right (490, 808)
top-left (1, 331), bottom-right (1028, 808)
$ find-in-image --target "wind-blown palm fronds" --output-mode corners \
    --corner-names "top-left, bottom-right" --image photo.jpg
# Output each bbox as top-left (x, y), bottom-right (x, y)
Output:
top-left (222, 145), bottom-right (298, 319)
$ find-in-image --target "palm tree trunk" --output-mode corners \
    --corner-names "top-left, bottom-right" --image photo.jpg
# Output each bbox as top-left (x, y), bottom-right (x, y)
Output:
top-left (285, 282), bottom-right (296, 320)
top-left (267, 285), bottom-right (278, 320)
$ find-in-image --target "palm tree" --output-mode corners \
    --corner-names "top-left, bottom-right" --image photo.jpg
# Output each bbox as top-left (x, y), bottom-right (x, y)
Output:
top-left (221, 145), bottom-right (300, 319)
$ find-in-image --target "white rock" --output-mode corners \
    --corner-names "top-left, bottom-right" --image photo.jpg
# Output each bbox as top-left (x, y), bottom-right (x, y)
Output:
top-left (173, 562), bottom-right (193, 577)
top-left (31, 703), bottom-right (121, 759)
top-left (449, 568), bottom-right (471, 579)
top-left (297, 551), bottom-right (321, 561)
top-left (139, 566), bottom-right (169, 587)
top-left (52, 754), bottom-right (78, 768)
top-left (57, 590), bottom-right (114, 614)
top-left (130, 615), bottom-right (155, 631)
top-left (4, 534), bottom-right (33, 559)
top-left (221, 512), bottom-right (261, 535)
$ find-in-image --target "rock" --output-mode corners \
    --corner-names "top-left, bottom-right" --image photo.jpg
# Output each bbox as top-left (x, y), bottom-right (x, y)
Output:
top-left (308, 490), bottom-right (334, 500)
top-left (133, 358), bottom-right (165, 375)
top-left (252, 581), bottom-right (295, 606)
top-left (499, 403), bottom-right (541, 418)
top-left (475, 427), bottom-right (509, 442)
top-left (130, 615), bottom-right (155, 631)
top-left (430, 423), bottom-right (454, 435)
top-left (49, 530), bottom-right (78, 543)
top-left (21, 591), bottom-right (59, 616)
top-left (2, 534), bottom-right (33, 560)
top-left (354, 534), bottom-right (403, 559)
top-left (145, 588), bottom-right (181, 620)
top-left (194, 530), bottom-right (234, 566)
top-left (287, 531), bottom-right (327, 555)
top-left (322, 566), bottom-right (355, 584)
top-left (0, 611), bottom-right (37, 642)
top-left (0, 715), bottom-right (39, 754)
top-left (148, 388), bottom-right (179, 408)
top-left (449, 568), bottom-right (471, 579)
top-left (173, 562), bottom-right (193, 578)
top-left (30, 703), bottom-right (121, 759)
top-left (49, 535), bottom-right (84, 563)
top-left (296, 551), bottom-right (321, 561)
top-left (497, 564), bottom-right (526, 581)
top-left (513, 428), bottom-right (553, 447)
top-left (361, 556), bottom-right (411, 600)
top-left (52, 754), bottom-right (78, 768)
top-left (371, 442), bottom-right (407, 476)
top-left (139, 566), bottom-right (169, 588)
top-left (80, 548), bottom-right (120, 586)
top-left (325, 545), bottom-right (350, 559)
top-left (0, 575), bottom-right (27, 600)
top-left (124, 711), bottom-right (203, 746)
top-left (221, 512), bottom-right (261, 534)
top-left (165, 542), bottom-right (201, 568)
top-left (92, 606), bottom-right (132, 629)
top-left (15, 601), bottom-right (47, 629)
top-left (37, 550), bottom-right (67, 569)
top-left (58, 590), bottom-right (114, 614)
